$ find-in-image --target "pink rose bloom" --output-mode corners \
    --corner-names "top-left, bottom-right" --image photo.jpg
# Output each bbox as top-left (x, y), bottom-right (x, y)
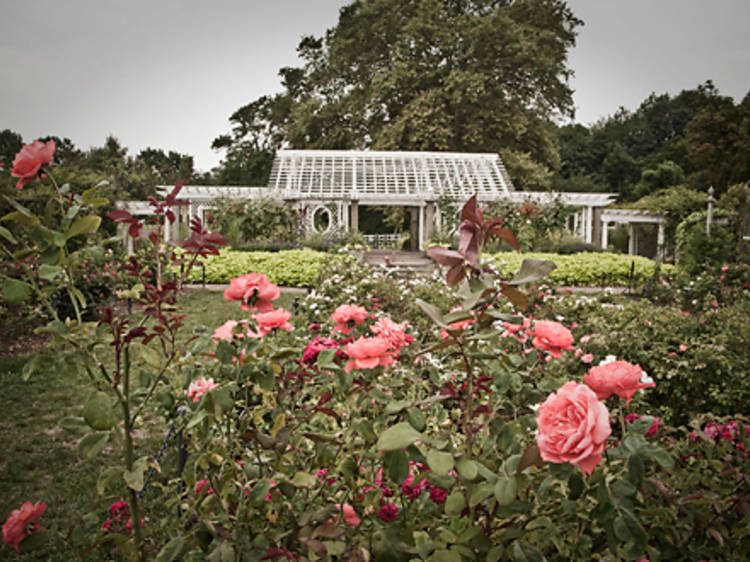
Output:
top-left (581, 353), bottom-right (594, 364)
top-left (530, 320), bottom-right (574, 358)
top-left (344, 336), bottom-right (394, 373)
top-left (212, 319), bottom-right (253, 342)
top-left (195, 479), bottom-right (215, 495)
top-left (678, 344), bottom-right (688, 352)
top-left (254, 308), bottom-right (293, 337)
top-left (334, 503), bottom-right (361, 527)
top-left (583, 360), bottom-right (655, 404)
top-left (223, 273), bottom-right (280, 312)
top-left (536, 381), bottom-right (611, 475)
top-left (187, 376), bottom-right (219, 402)
top-left (625, 413), bottom-right (659, 436)
top-left (370, 317), bottom-right (410, 350)
top-left (2, 501), bottom-right (47, 553)
top-left (331, 304), bottom-right (369, 334)
top-left (721, 266), bottom-right (729, 272)
top-left (11, 139), bottom-right (55, 190)
top-left (440, 307), bottom-right (474, 340)
top-left (302, 336), bottom-right (339, 363)
top-left (501, 316), bottom-right (530, 343)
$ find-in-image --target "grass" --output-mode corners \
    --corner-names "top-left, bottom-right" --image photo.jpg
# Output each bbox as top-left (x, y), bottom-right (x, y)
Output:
top-left (0, 287), bottom-right (300, 559)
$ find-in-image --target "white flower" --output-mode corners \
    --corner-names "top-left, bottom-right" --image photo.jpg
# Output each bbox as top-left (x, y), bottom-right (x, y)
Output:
top-left (640, 371), bottom-right (653, 385)
top-left (599, 354), bottom-right (617, 366)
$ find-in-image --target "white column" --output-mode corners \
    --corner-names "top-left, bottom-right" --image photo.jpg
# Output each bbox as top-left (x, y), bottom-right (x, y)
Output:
top-left (628, 223), bottom-right (636, 255)
top-left (601, 221), bottom-right (609, 249)
top-left (657, 222), bottom-right (665, 260)
top-left (418, 204), bottom-right (425, 251)
top-left (585, 207), bottom-right (593, 244)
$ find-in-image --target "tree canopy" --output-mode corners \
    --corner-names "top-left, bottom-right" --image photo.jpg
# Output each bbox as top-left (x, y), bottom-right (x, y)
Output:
top-left (213, 0), bottom-right (582, 188)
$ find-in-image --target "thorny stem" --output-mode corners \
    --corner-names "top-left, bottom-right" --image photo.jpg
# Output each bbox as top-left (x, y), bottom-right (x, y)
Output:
top-left (121, 346), bottom-right (146, 560)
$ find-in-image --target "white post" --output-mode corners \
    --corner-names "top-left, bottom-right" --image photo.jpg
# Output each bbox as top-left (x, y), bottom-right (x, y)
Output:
top-left (657, 222), bottom-right (665, 259)
top-left (628, 223), bottom-right (636, 255)
top-left (601, 221), bottom-right (609, 249)
top-left (585, 206), bottom-right (593, 244)
top-left (706, 186), bottom-right (715, 238)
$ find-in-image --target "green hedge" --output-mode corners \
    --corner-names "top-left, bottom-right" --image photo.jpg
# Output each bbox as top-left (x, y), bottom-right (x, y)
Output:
top-left (489, 251), bottom-right (675, 286)
top-left (183, 249), bottom-right (351, 287)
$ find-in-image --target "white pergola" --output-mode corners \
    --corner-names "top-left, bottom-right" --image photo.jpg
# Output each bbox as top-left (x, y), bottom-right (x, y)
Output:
top-left (504, 192), bottom-right (617, 245)
top-left (116, 149), bottom-right (628, 253)
top-left (600, 208), bottom-right (667, 258)
top-left (265, 150), bottom-right (517, 248)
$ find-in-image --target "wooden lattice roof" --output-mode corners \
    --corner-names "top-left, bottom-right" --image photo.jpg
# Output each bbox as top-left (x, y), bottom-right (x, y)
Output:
top-left (268, 149), bottom-right (514, 202)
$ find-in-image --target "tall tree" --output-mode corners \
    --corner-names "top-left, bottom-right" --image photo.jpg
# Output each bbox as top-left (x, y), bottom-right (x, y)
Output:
top-left (215, 0), bottom-right (581, 189)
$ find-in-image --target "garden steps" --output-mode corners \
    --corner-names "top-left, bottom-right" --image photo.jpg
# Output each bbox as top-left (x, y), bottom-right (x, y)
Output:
top-left (360, 250), bottom-right (437, 274)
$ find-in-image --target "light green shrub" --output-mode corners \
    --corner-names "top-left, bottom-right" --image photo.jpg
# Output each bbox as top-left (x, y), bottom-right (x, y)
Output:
top-left (183, 249), bottom-right (352, 286)
top-left (489, 251), bottom-right (675, 286)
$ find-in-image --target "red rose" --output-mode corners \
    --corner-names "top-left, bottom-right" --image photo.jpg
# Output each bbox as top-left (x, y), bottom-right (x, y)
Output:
top-left (11, 140), bottom-right (55, 190)
top-left (536, 381), bottom-right (611, 475)
top-left (583, 360), bottom-right (654, 404)
top-left (530, 320), bottom-right (574, 358)
top-left (2, 501), bottom-right (47, 553)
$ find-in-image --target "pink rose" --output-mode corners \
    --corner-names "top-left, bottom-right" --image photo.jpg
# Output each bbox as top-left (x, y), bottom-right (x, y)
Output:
top-left (334, 503), bottom-right (361, 527)
top-left (187, 376), bottom-right (219, 402)
top-left (678, 344), bottom-right (687, 352)
top-left (212, 319), bottom-right (254, 342)
top-left (10, 139), bottom-right (55, 190)
top-left (530, 320), bottom-right (574, 358)
top-left (223, 273), bottom-right (280, 312)
top-left (377, 502), bottom-right (399, 522)
top-left (536, 381), bottom-right (611, 475)
top-left (370, 317), bottom-right (410, 350)
top-left (2, 501), bottom-right (47, 553)
top-left (254, 308), bottom-right (293, 337)
top-left (344, 336), bottom-right (394, 373)
top-left (440, 306), bottom-right (474, 340)
top-left (331, 304), bottom-right (369, 334)
top-left (581, 353), bottom-right (594, 364)
top-left (501, 316), bottom-right (530, 343)
top-left (583, 360), bottom-right (654, 404)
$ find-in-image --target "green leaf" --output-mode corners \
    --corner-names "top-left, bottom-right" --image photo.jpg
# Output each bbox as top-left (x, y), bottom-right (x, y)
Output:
top-left (612, 479), bottom-right (637, 497)
top-left (1, 278), bottom-right (30, 305)
top-left (83, 391), bottom-right (113, 430)
top-left (385, 399), bottom-right (410, 415)
top-left (613, 515), bottom-right (632, 542)
top-left (1, 210), bottom-right (39, 226)
top-left (415, 298), bottom-right (448, 329)
top-left (60, 417), bottom-right (89, 435)
top-left (469, 482), bottom-right (494, 507)
top-left (375, 422), bottom-right (422, 451)
top-left (426, 448), bottom-right (454, 476)
top-left (2, 195), bottom-right (35, 218)
top-left (155, 536), bottom-right (185, 562)
top-left (406, 407), bottom-right (426, 431)
top-left (39, 246), bottom-right (61, 265)
top-left (567, 472), bottom-right (584, 500)
top-left (517, 444), bottom-right (544, 474)
top-left (444, 490), bottom-right (466, 516)
top-left (215, 340), bottom-right (235, 364)
top-left (97, 466), bottom-right (124, 495)
top-left (21, 355), bottom-right (41, 382)
top-left (494, 476), bottom-right (518, 506)
top-left (65, 215), bottom-right (101, 239)
top-left (249, 479), bottom-right (271, 506)
top-left (508, 259), bottom-right (557, 285)
top-left (432, 549), bottom-right (462, 562)
top-left (77, 432), bottom-right (109, 459)
top-left (455, 457), bottom-right (478, 480)
top-left (291, 471), bottom-right (317, 488)
top-left (383, 449), bottom-right (410, 484)
top-left (0, 225), bottom-right (17, 244)
top-left (642, 444), bottom-right (675, 470)
top-left (38, 264), bottom-right (63, 282)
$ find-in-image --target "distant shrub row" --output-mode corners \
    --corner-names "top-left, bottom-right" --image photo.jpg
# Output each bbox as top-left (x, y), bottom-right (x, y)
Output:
top-left (489, 252), bottom-right (674, 286)
top-left (183, 249), bottom-right (353, 287)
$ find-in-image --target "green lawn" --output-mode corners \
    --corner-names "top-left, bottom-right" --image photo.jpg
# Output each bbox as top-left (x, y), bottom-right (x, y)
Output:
top-left (0, 288), bottom-right (300, 559)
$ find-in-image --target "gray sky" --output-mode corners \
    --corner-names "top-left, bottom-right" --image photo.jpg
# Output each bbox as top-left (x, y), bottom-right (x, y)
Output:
top-left (2, 0), bottom-right (749, 173)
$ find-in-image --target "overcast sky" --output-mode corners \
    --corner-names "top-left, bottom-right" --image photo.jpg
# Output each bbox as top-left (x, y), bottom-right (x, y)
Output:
top-left (1, 0), bottom-right (748, 173)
